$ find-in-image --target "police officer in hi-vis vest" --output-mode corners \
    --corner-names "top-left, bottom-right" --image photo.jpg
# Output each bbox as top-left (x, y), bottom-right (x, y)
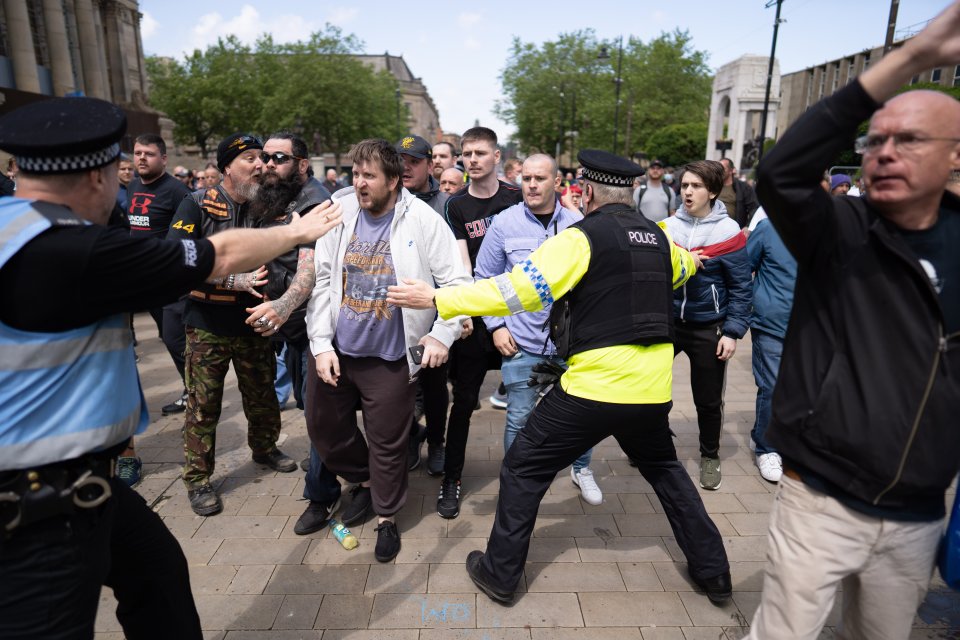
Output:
top-left (388, 150), bottom-right (731, 606)
top-left (0, 98), bottom-right (342, 639)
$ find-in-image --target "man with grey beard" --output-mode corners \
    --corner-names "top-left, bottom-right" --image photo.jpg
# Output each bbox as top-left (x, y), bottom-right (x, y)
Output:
top-left (167, 133), bottom-right (299, 516)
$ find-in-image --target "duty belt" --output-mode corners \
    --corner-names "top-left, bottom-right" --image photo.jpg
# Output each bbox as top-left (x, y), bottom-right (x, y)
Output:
top-left (0, 451), bottom-right (116, 536)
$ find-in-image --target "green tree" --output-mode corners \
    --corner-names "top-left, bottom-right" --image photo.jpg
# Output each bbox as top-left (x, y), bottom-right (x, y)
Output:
top-left (646, 122), bottom-right (708, 166)
top-left (146, 36), bottom-right (261, 157)
top-left (261, 28), bottom-right (404, 170)
top-left (146, 25), bottom-right (406, 167)
top-left (497, 31), bottom-right (608, 162)
top-left (498, 29), bottom-right (712, 159)
top-left (617, 31), bottom-right (712, 159)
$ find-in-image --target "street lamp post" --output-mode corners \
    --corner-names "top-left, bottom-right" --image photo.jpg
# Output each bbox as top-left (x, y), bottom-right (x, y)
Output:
top-left (757, 0), bottom-right (784, 165)
top-left (395, 88), bottom-right (402, 133)
top-left (598, 36), bottom-right (624, 155)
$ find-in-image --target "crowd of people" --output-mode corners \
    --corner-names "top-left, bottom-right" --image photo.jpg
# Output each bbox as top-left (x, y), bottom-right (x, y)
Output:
top-left (1, 3), bottom-right (959, 639)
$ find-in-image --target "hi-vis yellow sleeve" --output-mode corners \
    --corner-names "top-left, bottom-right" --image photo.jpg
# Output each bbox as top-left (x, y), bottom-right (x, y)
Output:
top-left (435, 227), bottom-right (591, 320)
top-left (658, 222), bottom-right (697, 289)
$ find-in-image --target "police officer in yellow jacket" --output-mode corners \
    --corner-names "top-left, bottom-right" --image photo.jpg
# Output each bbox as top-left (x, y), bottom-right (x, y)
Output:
top-left (388, 150), bottom-right (731, 605)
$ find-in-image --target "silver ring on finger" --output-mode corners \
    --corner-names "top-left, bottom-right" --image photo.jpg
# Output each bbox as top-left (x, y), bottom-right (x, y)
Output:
top-left (256, 317), bottom-right (266, 327)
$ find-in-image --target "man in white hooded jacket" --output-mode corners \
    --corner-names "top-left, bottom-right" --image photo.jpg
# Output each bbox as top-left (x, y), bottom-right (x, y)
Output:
top-left (305, 139), bottom-right (471, 562)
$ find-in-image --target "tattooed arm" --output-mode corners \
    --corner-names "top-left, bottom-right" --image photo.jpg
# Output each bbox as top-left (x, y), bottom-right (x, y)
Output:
top-left (244, 248), bottom-right (316, 335)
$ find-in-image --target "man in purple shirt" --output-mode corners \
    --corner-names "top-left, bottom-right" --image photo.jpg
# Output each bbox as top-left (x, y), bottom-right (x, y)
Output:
top-left (474, 154), bottom-right (602, 505)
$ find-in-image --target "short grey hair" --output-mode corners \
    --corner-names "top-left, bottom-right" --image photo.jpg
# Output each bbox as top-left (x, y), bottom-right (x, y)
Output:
top-left (584, 179), bottom-right (633, 206)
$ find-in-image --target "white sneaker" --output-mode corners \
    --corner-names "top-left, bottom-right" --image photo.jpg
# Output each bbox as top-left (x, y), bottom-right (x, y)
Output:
top-left (756, 452), bottom-right (783, 483)
top-left (488, 390), bottom-right (507, 409)
top-left (571, 467), bottom-right (603, 505)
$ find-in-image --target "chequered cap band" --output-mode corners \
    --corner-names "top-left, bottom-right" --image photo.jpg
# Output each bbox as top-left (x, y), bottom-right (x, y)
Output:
top-left (16, 143), bottom-right (121, 174)
top-left (580, 167), bottom-right (635, 187)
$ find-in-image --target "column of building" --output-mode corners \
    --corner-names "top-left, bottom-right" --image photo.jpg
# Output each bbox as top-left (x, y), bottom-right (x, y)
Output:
top-left (100, 0), bottom-right (127, 102)
top-left (3, 0), bottom-right (41, 93)
top-left (73, 0), bottom-right (108, 99)
top-left (42, 0), bottom-right (76, 95)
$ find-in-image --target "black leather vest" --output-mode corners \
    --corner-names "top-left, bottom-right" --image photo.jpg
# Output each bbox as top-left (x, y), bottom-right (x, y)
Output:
top-left (260, 178), bottom-right (331, 345)
top-left (550, 204), bottom-right (674, 358)
top-left (188, 186), bottom-right (257, 306)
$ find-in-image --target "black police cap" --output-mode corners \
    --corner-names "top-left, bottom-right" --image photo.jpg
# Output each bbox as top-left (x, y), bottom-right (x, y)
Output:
top-left (0, 97), bottom-right (125, 174)
top-left (577, 149), bottom-right (644, 187)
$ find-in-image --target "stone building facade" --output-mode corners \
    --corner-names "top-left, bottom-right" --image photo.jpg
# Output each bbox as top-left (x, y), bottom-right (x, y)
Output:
top-left (0, 0), bottom-right (157, 153)
top-left (705, 55), bottom-right (781, 171)
top-left (777, 40), bottom-right (957, 134)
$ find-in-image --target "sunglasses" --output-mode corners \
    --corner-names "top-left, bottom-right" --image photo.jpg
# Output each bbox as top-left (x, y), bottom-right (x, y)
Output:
top-left (259, 152), bottom-right (303, 165)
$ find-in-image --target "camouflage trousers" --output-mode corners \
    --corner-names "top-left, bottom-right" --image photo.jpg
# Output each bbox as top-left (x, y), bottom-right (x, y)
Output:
top-left (182, 327), bottom-right (281, 488)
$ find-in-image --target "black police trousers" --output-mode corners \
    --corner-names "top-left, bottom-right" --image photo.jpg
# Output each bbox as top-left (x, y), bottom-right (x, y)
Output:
top-left (0, 476), bottom-right (202, 639)
top-left (481, 385), bottom-right (730, 592)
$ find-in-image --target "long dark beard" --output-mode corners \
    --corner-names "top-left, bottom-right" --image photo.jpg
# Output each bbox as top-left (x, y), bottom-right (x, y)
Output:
top-left (247, 174), bottom-right (304, 221)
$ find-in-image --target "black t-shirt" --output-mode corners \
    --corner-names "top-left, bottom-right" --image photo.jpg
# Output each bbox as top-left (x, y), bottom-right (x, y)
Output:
top-left (533, 212), bottom-right (552, 229)
top-left (126, 172), bottom-right (191, 239)
top-left (900, 206), bottom-right (960, 333)
top-left (0, 224), bottom-right (215, 332)
top-left (444, 180), bottom-right (522, 266)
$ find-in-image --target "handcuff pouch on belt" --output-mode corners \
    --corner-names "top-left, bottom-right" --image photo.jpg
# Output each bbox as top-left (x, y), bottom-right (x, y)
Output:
top-left (0, 458), bottom-right (114, 536)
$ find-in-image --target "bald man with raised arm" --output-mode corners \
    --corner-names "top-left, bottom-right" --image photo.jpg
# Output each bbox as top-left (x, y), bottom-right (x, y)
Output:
top-left (745, 4), bottom-right (960, 638)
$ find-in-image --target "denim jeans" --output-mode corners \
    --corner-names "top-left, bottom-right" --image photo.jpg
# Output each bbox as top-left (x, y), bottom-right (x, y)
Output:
top-left (751, 329), bottom-right (783, 456)
top-left (275, 343), bottom-right (292, 406)
top-left (500, 348), bottom-right (591, 471)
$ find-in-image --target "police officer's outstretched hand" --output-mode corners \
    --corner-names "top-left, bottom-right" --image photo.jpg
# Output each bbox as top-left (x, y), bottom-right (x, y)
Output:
top-left (291, 199), bottom-right (343, 243)
top-left (528, 360), bottom-right (565, 387)
top-left (387, 278), bottom-right (436, 310)
top-left (492, 327), bottom-right (518, 356)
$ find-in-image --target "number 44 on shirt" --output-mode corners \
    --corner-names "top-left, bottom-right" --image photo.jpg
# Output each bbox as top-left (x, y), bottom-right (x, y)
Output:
top-left (171, 219), bottom-right (195, 234)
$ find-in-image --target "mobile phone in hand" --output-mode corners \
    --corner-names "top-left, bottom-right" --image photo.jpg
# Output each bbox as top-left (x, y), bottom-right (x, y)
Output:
top-left (409, 345), bottom-right (425, 365)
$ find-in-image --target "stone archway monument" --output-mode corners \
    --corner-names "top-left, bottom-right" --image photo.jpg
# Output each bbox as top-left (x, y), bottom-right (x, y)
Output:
top-left (706, 55), bottom-right (780, 172)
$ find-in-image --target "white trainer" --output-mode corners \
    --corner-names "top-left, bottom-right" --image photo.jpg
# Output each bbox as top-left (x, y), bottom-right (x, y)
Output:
top-left (571, 467), bottom-right (603, 505)
top-left (756, 452), bottom-right (783, 483)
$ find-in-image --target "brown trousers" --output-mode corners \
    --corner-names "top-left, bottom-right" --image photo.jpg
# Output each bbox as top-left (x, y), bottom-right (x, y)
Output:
top-left (305, 353), bottom-right (415, 516)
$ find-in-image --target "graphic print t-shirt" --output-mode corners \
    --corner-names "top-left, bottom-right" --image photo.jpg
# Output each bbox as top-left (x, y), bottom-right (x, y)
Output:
top-left (445, 180), bottom-right (522, 267)
top-left (334, 209), bottom-right (406, 360)
top-left (126, 172), bottom-right (191, 239)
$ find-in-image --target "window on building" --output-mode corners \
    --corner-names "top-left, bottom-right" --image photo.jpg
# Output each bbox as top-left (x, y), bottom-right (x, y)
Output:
top-left (818, 67), bottom-right (826, 99)
top-left (805, 69), bottom-right (814, 107)
top-left (832, 63), bottom-right (841, 91)
top-left (847, 58), bottom-right (856, 83)
top-left (911, 75), bottom-right (920, 85)
top-left (955, 65), bottom-right (960, 87)
top-left (932, 68), bottom-right (942, 83)
top-left (863, 52), bottom-right (871, 71)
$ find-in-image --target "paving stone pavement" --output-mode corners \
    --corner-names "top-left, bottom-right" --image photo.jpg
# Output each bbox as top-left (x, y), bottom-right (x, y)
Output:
top-left (94, 314), bottom-right (960, 639)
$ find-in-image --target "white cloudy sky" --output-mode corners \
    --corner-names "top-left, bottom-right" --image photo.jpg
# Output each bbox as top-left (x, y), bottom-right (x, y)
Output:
top-left (139, 0), bottom-right (951, 138)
